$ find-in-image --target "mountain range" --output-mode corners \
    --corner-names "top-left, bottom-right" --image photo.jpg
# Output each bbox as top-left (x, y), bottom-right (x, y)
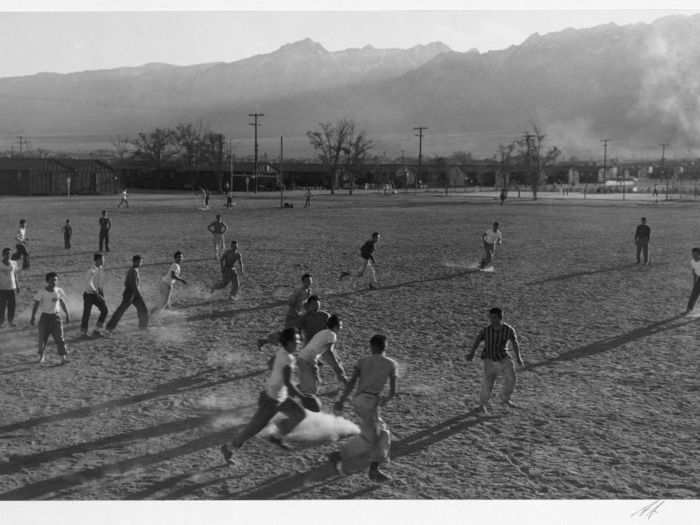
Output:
top-left (1, 14), bottom-right (700, 159)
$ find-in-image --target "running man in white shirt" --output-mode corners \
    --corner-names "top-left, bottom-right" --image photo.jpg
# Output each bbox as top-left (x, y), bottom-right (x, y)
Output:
top-left (220, 327), bottom-right (318, 463)
top-left (0, 247), bottom-right (21, 328)
top-left (296, 315), bottom-right (349, 401)
top-left (31, 272), bottom-right (70, 364)
top-left (80, 253), bottom-right (109, 337)
top-left (339, 232), bottom-right (381, 289)
top-left (207, 215), bottom-right (228, 260)
top-left (151, 251), bottom-right (187, 315)
top-left (480, 222), bottom-right (503, 269)
top-left (117, 189), bottom-right (129, 208)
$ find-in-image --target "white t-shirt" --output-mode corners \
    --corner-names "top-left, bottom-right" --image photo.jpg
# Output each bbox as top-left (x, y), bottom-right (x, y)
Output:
top-left (0, 260), bottom-right (18, 290)
top-left (266, 348), bottom-right (294, 402)
top-left (33, 287), bottom-right (66, 315)
top-left (691, 259), bottom-right (700, 275)
top-left (121, 191), bottom-right (128, 199)
top-left (85, 265), bottom-right (105, 293)
top-left (16, 227), bottom-right (27, 243)
top-left (161, 262), bottom-right (181, 285)
top-left (299, 328), bottom-right (337, 363)
top-left (484, 229), bottom-right (502, 244)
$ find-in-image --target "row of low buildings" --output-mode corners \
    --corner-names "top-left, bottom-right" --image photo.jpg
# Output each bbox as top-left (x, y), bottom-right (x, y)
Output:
top-left (1, 156), bottom-right (698, 196)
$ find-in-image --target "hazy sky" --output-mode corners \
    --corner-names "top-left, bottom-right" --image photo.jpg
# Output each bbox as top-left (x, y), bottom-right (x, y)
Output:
top-left (1, 8), bottom-right (699, 78)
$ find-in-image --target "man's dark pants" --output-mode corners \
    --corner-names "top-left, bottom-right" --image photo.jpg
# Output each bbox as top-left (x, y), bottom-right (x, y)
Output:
top-left (81, 292), bottom-right (109, 332)
top-left (0, 290), bottom-right (16, 324)
top-left (106, 291), bottom-right (148, 330)
top-left (99, 231), bottom-right (110, 252)
top-left (636, 241), bottom-right (649, 264)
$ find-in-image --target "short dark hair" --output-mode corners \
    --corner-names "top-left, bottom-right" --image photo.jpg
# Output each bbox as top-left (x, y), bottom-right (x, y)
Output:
top-left (693, 248), bottom-right (700, 254)
top-left (101, 210), bottom-right (106, 214)
top-left (45, 272), bottom-right (58, 281)
top-left (2, 248), bottom-right (10, 256)
top-left (94, 253), bottom-right (103, 262)
top-left (493, 222), bottom-right (500, 227)
top-left (370, 334), bottom-right (387, 353)
top-left (372, 232), bottom-right (380, 238)
top-left (174, 251), bottom-right (182, 258)
top-left (306, 295), bottom-right (320, 304)
top-left (301, 273), bottom-right (311, 281)
top-left (279, 327), bottom-right (298, 346)
top-left (327, 314), bottom-right (341, 330)
top-left (132, 255), bottom-right (142, 263)
top-left (19, 219), bottom-right (26, 224)
top-left (66, 219), bottom-right (70, 222)
top-left (489, 307), bottom-right (503, 319)
top-left (641, 217), bottom-right (647, 221)
top-left (216, 214), bottom-right (221, 219)
top-left (231, 240), bottom-right (238, 244)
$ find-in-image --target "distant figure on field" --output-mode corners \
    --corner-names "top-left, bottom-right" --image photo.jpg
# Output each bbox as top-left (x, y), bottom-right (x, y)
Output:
top-left (151, 251), bottom-right (187, 316)
top-left (118, 188), bottom-right (129, 208)
top-left (62, 219), bottom-right (72, 249)
top-left (685, 248), bottom-right (700, 315)
top-left (226, 187), bottom-right (234, 208)
top-left (480, 222), bottom-right (502, 269)
top-left (211, 240), bottom-right (244, 299)
top-left (304, 188), bottom-right (312, 208)
top-left (339, 232), bottom-right (380, 289)
top-left (15, 219), bottom-right (30, 269)
top-left (98, 210), bottom-right (111, 252)
top-left (634, 217), bottom-right (651, 265)
top-left (0, 247), bottom-right (21, 328)
top-left (329, 334), bottom-right (397, 482)
top-left (80, 253), bottom-right (108, 338)
top-left (467, 308), bottom-right (524, 415)
top-left (31, 272), bottom-right (70, 365)
top-left (499, 188), bottom-right (507, 206)
top-left (207, 214), bottom-right (228, 260)
top-left (106, 255), bottom-right (149, 332)
top-left (652, 185), bottom-right (659, 203)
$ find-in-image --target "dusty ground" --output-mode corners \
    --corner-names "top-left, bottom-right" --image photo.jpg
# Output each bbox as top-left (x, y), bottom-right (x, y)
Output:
top-left (0, 190), bottom-right (698, 500)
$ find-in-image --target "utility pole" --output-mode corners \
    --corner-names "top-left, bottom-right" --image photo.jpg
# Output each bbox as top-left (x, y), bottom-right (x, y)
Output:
top-left (523, 132), bottom-right (533, 197)
top-left (16, 136), bottom-right (28, 155)
top-left (414, 127), bottom-right (427, 193)
top-left (279, 136), bottom-right (284, 209)
top-left (601, 138), bottom-right (609, 185)
top-left (249, 113), bottom-right (264, 193)
top-left (401, 149), bottom-right (407, 193)
top-left (661, 143), bottom-right (669, 201)
top-left (228, 139), bottom-right (234, 192)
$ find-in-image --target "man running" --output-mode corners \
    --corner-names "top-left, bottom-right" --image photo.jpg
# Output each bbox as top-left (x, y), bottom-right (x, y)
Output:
top-left (207, 214), bottom-right (228, 260)
top-left (296, 315), bottom-right (348, 401)
top-left (467, 307), bottom-right (524, 414)
top-left (329, 334), bottom-right (397, 482)
top-left (298, 296), bottom-right (330, 343)
top-left (117, 188), bottom-right (129, 208)
top-left (15, 219), bottom-right (30, 269)
top-left (211, 240), bottom-right (244, 299)
top-left (220, 327), bottom-right (317, 462)
top-left (634, 217), bottom-right (651, 265)
top-left (80, 253), bottom-right (108, 337)
top-left (685, 248), bottom-right (700, 315)
top-left (480, 222), bottom-right (502, 269)
top-left (151, 251), bottom-right (187, 316)
top-left (106, 255), bottom-right (149, 332)
top-left (0, 247), bottom-right (20, 328)
top-left (62, 219), bottom-right (72, 250)
top-left (257, 273), bottom-right (313, 350)
top-left (339, 232), bottom-right (380, 289)
top-left (98, 210), bottom-right (111, 252)
top-left (31, 272), bottom-right (70, 365)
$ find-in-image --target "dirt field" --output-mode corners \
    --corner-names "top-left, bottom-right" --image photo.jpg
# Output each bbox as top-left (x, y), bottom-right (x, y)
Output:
top-left (0, 190), bottom-right (698, 500)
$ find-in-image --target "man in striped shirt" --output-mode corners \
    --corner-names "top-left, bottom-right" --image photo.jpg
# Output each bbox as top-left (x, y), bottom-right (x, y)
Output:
top-left (467, 308), bottom-right (524, 414)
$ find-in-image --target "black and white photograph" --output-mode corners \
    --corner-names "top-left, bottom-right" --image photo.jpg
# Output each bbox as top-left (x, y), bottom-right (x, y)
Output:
top-left (0, 0), bottom-right (698, 522)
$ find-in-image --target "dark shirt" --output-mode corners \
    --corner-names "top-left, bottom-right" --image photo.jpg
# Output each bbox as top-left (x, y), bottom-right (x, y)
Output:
top-left (99, 217), bottom-right (111, 232)
top-left (635, 224), bottom-right (651, 242)
top-left (63, 225), bottom-right (72, 237)
top-left (360, 240), bottom-right (376, 261)
top-left (124, 267), bottom-right (141, 294)
top-left (476, 323), bottom-right (518, 361)
top-left (298, 310), bottom-right (331, 342)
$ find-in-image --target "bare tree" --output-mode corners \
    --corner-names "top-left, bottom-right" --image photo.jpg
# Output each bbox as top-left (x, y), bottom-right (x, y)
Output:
top-left (515, 124), bottom-right (561, 200)
top-left (342, 128), bottom-right (374, 195)
top-left (306, 119), bottom-right (356, 195)
top-left (131, 128), bottom-right (178, 189)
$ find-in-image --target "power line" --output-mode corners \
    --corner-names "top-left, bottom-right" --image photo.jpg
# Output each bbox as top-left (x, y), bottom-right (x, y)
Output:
top-left (413, 126), bottom-right (427, 193)
top-left (248, 112), bottom-right (264, 193)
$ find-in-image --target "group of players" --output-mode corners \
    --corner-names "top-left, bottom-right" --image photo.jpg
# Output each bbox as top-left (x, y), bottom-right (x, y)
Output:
top-left (1, 192), bottom-right (528, 484)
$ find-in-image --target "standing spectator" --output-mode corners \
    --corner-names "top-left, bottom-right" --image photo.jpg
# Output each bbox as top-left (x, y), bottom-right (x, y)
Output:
top-left (31, 272), bottom-right (70, 364)
top-left (80, 253), bottom-right (108, 337)
top-left (62, 219), bottom-right (72, 250)
top-left (467, 308), bottom-right (525, 414)
top-left (499, 188), bottom-right (507, 206)
top-left (0, 247), bottom-right (20, 328)
top-left (106, 255), bottom-right (149, 332)
top-left (304, 187), bottom-right (312, 208)
top-left (98, 210), bottom-right (111, 252)
top-left (634, 217), bottom-right (651, 265)
top-left (207, 214), bottom-right (228, 261)
top-left (15, 219), bottom-right (30, 269)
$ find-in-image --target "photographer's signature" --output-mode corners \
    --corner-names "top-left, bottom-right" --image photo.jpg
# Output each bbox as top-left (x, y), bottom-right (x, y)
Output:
top-left (631, 500), bottom-right (665, 520)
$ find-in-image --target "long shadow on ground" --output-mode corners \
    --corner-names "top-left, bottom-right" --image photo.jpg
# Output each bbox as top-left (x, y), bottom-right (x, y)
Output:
top-left (525, 314), bottom-right (691, 372)
top-left (526, 262), bottom-right (665, 286)
top-left (0, 369), bottom-right (265, 436)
